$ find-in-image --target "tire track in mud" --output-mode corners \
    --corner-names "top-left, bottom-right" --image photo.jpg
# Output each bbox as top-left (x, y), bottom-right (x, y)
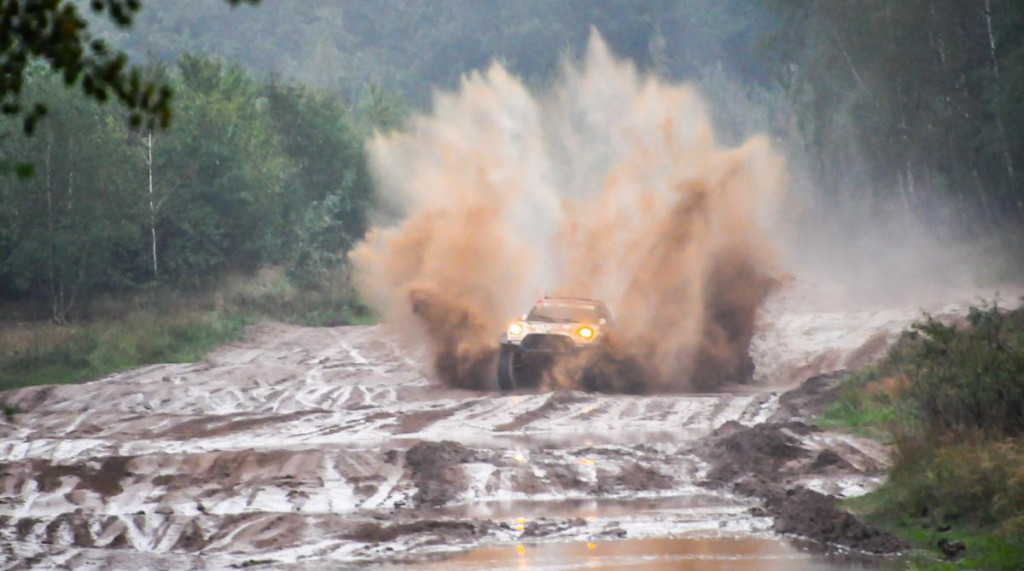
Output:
top-left (0, 289), bottom-right (1000, 568)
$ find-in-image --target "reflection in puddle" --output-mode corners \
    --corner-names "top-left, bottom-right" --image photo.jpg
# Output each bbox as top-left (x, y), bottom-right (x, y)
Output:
top-left (426, 537), bottom-right (888, 570)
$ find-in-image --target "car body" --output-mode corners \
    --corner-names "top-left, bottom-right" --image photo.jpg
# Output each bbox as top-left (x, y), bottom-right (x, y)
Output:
top-left (497, 297), bottom-right (613, 390)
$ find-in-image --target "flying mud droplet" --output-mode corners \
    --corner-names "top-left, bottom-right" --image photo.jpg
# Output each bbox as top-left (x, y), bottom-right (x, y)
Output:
top-left (352, 31), bottom-right (786, 393)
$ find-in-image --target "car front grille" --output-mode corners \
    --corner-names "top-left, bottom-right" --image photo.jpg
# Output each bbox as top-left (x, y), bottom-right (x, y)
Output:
top-left (521, 334), bottom-right (576, 352)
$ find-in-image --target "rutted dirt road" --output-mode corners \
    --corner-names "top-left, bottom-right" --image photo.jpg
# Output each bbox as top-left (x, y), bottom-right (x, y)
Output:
top-left (0, 284), bottom-right (1010, 569)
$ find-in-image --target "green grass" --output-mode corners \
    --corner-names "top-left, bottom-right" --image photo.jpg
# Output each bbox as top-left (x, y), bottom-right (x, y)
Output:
top-left (846, 491), bottom-right (1024, 570)
top-left (0, 266), bottom-right (375, 393)
top-left (0, 310), bottom-right (253, 392)
top-left (817, 369), bottom-right (901, 442)
top-left (216, 266), bottom-right (375, 327)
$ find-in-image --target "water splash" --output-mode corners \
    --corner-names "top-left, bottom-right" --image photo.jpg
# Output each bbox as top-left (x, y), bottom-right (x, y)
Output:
top-left (352, 32), bottom-right (786, 392)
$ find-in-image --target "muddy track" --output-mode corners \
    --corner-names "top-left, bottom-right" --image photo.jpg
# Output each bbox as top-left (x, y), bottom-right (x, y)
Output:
top-left (0, 286), bottom-right (1003, 568)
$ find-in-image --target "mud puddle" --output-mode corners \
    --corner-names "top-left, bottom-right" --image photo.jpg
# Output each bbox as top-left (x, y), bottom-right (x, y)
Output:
top-left (423, 536), bottom-right (893, 570)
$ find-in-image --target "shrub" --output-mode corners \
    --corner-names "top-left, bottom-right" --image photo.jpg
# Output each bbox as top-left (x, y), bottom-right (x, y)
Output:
top-left (885, 436), bottom-right (1024, 525)
top-left (900, 303), bottom-right (1024, 438)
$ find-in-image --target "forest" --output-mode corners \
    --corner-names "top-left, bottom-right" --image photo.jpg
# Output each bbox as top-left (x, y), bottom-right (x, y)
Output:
top-left (3, 0), bottom-right (1022, 326)
top-left (0, 55), bottom-right (389, 324)
top-left (101, 0), bottom-right (1024, 233)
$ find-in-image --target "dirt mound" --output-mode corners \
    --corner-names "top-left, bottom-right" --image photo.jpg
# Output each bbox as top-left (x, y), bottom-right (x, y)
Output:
top-left (810, 449), bottom-right (856, 473)
top-left (348, 519), bottom-right (492, 544)
top-left (3, 457), bottom-right (134, 498)
top-left (701, 420), bottom-right (813, 484)
top-left (597, 461), bottom-right (675, 493)
top-left (698, 419), bottom-right (903, 554)
top-left (523, 517), bottom-right (587, 537)
top-left (173, 520), bottom-right (206, 552)
top-left (405, 441), bottom-right (478, 507)
top-left (766, 487), bottom-right (906, 554)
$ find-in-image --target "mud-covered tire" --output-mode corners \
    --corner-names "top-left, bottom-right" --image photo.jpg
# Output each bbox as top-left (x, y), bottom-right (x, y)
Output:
top-left (497, 345), bottom-right (518, 391)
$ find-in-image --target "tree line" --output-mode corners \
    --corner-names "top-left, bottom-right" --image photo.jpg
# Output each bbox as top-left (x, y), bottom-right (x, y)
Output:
top-left (102, 0), bottom-right (1024, 238)
top-left (4, 1), bottom-right (1023, 324)
top-left (765, 0), bottom-right (1024, 237)
top-left (0, 55), bottom-right (392, 323)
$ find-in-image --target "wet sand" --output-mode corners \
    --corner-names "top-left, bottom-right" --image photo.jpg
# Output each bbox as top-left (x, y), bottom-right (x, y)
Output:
top-left (0, 282), bottom-right (1006, 568)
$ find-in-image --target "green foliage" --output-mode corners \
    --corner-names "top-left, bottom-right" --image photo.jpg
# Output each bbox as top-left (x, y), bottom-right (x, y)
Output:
top-left (0, 55), bottom-right (377, 320)
top-left (0, 309), bottom-right (251, 392)
top-left (903, 304), bottom-right (1024, 438)
top-left (847, 492), bottom-right (1024, 570)
top-left (221, 268), bottom-right (373, 327)
top-left (358, 82), bottom-right (406, 134)
top-left (88, 0), bottom-right (1024, 240)
top-left (882, 438), bottom-right (1024, 527)
top-left (818, 369), bottom-right (900, 441)
top-left (763, 1), bottom-right (1024, 234)
top-left (0, 0), bottom-right (259, 134)
top-left (849, 440), bottom-right (1024, 570)
top-left (825, 303), bottom-right (1024, 568)
top-left (262, 81), bottom-right (374, 286)
top-left (0, 268), bottom-right (374, 392)
top-left (825, 304), bottom-right (1024, 442)
top-left (0, 70), bottom-right (148, 322)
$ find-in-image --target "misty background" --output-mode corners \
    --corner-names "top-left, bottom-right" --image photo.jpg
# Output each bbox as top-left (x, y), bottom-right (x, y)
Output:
top-left (2, 0), bottom-right (1022, 332)
top-left (103, 0), bottom-right (1023, 226)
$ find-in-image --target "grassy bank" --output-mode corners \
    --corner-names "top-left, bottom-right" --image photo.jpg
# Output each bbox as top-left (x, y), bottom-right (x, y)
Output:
top-left (0, 267), bottom-right (373, 393)
top-left (819, 303), bottom-right (1024, 569)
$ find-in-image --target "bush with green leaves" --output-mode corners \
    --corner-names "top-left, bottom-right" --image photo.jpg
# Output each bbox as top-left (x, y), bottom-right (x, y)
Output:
top-left (834, 303), bottom-right (1024, 568)
top-left (900, 303), bottom-right (1024, 438)
top-left (0, 54), bottom-right (383, 322)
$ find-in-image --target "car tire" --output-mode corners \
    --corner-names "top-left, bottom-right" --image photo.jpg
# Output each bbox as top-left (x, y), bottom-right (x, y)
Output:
top-left (497, 345), bottom-right (518, 391)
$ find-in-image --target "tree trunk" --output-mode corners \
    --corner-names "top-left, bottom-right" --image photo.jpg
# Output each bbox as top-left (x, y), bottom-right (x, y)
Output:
top-left (147, 131), bottom-right (159, 278)
top-left (984, 0), bottom-right (1000, 80)
top-left (44, 136), bottom-right (64, 325)
top-left (984, 0), bottom-right (1017, 192)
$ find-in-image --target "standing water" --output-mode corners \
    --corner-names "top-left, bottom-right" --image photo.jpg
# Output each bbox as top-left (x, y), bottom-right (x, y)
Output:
top-left (430, 537), bottom-right (890, 570)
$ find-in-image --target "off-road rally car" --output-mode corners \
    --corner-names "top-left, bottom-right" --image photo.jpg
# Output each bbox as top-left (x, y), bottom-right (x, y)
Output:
top-left (498, 297), bottom-right (613, 390)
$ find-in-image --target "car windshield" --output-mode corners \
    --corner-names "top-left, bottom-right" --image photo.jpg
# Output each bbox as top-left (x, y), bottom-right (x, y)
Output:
top-left (527, 302), bottom-right (605, 323)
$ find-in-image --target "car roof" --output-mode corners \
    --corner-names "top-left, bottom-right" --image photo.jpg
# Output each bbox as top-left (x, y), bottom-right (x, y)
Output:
top-left (535, 297), bottom-right (606, 306)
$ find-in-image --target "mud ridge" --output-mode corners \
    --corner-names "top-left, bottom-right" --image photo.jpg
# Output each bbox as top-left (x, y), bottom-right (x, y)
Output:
top-left (696, 376), bottom-right (905, 555)
top-left (405, 440), bottom-right (479, 507)
top-left (348, 518), bottom-right (494, 544)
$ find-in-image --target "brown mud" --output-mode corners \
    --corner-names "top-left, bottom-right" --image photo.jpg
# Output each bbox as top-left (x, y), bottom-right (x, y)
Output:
top-left (0, 284), bottom-right (1010, 568)
top-left (697, 410), bottom-right (904, 554)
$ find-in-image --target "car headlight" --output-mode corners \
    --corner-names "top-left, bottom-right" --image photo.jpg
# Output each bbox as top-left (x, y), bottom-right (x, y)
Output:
top-left (577, 326), bottom-right (594, 340)
top-left (508, 322), bottom-right (525, 336)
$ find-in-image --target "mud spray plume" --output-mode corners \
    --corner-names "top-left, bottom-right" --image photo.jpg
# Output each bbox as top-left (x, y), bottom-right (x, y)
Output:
top-left (353, 33), bottom-right (786, 392)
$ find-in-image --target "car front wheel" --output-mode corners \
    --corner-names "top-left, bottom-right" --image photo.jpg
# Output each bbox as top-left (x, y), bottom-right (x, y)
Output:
top-left (497, 344), bottom-right (520, 391)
